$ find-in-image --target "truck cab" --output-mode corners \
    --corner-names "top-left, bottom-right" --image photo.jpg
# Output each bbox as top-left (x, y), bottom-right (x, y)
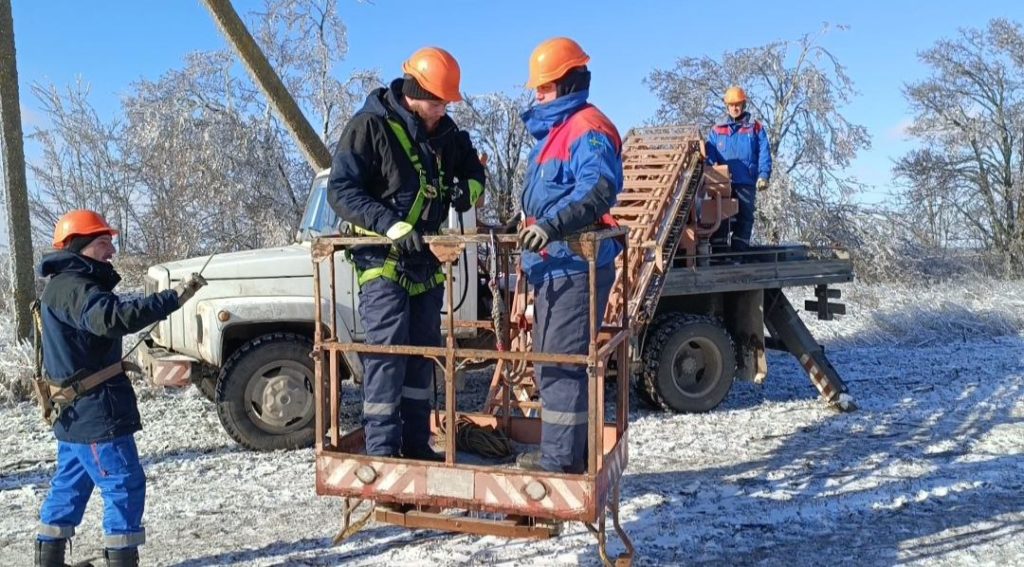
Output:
top-left (139, 169), bottom-right (479, 450)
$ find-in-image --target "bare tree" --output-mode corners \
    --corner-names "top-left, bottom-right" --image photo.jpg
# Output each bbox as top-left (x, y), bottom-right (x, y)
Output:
top-left (25, 0), bottom-right (376, 269)
top-left (202, 0), bottom-right (331, 171)
top-left (449, 92), bottom-right (534, 225)
top-left (253, 0), bottom-right (378, 146)
top-left (26, 81), bottom-right (135, 248)
top-left (891, 153), bottom-right (969, 251)
top-left (645, 24), bottom-right (871, 245)
top-left (0, 0), bottom-right (35, 340)
top-left (121, 50), bottom-right (305, 258)
top-left (894, 18), bottom-right (1024, 272)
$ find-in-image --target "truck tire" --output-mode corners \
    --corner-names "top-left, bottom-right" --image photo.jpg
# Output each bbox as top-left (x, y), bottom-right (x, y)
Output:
top-left (216, 332), bottom-right (322, 451)
top-left (639, 314), bottom-right (736, 413)
top-left (633, 312), bottom-right (679, 408)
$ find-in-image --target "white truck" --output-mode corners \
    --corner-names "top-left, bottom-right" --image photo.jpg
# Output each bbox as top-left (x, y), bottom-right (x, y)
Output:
top-left (139, 169), bottom-right (480, 450)
top-left (140, 162), bottom-right (854, 453)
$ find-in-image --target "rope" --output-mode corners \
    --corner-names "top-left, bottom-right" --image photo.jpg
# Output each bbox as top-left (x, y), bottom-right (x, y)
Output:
top-left (437, 415), bottom-right (514, 460)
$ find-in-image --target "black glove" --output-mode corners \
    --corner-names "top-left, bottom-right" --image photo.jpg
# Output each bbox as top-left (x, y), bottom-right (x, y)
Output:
top-left (452, 179), bottom-right (472, 213)
top-left (386, 221), bottom-right (425, 255)
top-left (518, 224), bottom-right (550, 252)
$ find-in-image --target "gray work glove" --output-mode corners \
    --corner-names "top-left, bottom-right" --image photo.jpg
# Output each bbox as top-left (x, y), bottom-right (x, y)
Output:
top-left (173, 273), bottom-right (208, 304)
top-left (756, 178), bottom-right (769, 191)
top-left (386, 221), bottom-right (425, 255)
top-left (518, 224), bottom-right (550, 252)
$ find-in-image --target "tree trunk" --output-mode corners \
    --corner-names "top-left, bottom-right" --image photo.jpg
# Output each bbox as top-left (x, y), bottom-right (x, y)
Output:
top-left (201, 0), bottom-right (331, 171)
top-left (0, 0), bottom-right (35, 341)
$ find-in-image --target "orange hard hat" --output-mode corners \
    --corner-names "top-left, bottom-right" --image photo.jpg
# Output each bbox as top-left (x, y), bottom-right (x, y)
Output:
top-left (724, 86), bottom-right (747, 105)
top-left (402, 47), bottom-right (462, 102)
top-left (52, 209), bottom-right (118, 249)
top-left (526, 37), bottom-right (590, 89)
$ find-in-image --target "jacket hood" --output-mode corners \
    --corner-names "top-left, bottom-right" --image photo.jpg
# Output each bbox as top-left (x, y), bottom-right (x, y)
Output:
top-left (38, 251), bottom-right (121, 288)
top-left (521, 90), bottom-right (590, 140)
top-left (356, 78), bottom-right (458, 144)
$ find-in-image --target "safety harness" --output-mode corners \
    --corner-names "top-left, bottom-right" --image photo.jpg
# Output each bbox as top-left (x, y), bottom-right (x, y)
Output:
top-left (31, 300), bottom-right (137, 426)
top-left (351, 119), bottom-right (448, 296)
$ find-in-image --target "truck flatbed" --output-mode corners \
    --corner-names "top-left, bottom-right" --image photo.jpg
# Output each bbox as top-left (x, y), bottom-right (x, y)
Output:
top-left (664, 249), bottom-right (853, 296)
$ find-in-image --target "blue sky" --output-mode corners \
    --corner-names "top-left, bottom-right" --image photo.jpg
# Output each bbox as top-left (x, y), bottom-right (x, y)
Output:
top-left (8, 0), bottom-right (1024, 223)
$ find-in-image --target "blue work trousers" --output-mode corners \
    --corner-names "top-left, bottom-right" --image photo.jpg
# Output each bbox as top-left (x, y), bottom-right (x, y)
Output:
top-left (533, 266), bottom-right (615, 473)
top-left (38, 434), bottom-right (146, 549)
top-left (357, 279), bottom-right (443, 457)
top-left (711, 183), bottom-right (756, 251)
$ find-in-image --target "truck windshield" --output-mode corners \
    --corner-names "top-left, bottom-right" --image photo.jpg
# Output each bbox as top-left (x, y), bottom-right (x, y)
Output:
top-left (296, 174), bottom-right (340, 241)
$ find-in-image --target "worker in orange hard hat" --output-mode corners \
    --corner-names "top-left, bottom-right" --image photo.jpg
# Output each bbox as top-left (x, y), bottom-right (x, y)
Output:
top-left (326, 47), bottom-right (486, 462)
top-left (36, 210), bottom-right (205, 566)
top-left (516, 37), bottom-right (623, 474)
top-left (51, 209), bottom-right (119, 251)
top-left (706, 85), bottom-right (772, 261)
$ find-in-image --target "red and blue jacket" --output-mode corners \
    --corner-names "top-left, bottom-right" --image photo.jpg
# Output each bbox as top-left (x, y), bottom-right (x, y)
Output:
top-left (520, 90), bottom-right (623, 284)
top-left (706, 112), bottom-right (772, 187)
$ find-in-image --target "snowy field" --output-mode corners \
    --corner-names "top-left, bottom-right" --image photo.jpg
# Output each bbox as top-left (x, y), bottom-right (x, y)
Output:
top-left (1, 282), bottom-right (1023, 566)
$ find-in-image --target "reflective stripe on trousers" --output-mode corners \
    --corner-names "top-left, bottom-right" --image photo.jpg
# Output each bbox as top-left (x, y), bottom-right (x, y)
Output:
top-left (534, 265), bottom-right (615, 474)
top-left (358, 278), bottom-right (443, 457)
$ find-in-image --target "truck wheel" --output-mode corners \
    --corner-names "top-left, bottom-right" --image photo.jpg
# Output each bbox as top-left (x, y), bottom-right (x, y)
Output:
top-left (216, 332), bottom-right (321, 451)
top-left (633, 312), bottom-right (679, 408)
top-left (640, 314), bottom-right (736, 413)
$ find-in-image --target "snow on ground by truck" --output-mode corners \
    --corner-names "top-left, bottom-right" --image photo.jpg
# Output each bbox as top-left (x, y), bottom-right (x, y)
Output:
top-left (1, 279), bottom-right (1022, 565)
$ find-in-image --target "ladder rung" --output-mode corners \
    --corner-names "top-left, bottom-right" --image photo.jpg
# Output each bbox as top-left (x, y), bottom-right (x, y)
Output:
top-left (611, 207), bottom-right (660, 216)
top-left (616, 193), bottom-right (672, 201)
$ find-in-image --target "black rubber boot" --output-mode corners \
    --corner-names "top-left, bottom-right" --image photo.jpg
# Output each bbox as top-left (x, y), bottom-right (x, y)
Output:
top-left (401, 446), bottom-right (444, 462)
top-left (35, 539), bottom-right (67, 567)
top-left (103, 548), bottom-right (138, 567)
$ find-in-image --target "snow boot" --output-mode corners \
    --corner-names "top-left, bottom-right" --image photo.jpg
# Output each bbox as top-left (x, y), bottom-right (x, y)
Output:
top-left (35, 539), bottom-right (67, 567)
top-left (402, 446), bottom-right (444, 462)
top-left (515, 450), bottom-right (543, 471)
top-left (103, 548), bottom-right (138, 567)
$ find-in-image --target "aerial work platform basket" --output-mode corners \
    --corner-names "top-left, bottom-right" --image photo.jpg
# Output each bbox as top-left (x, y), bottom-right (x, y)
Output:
top-left (311, 229), bottom-right (635, 566)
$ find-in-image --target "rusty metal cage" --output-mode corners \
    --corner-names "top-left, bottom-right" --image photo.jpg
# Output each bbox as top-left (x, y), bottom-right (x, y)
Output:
top-left (311, 229), bottom-right (633, 566)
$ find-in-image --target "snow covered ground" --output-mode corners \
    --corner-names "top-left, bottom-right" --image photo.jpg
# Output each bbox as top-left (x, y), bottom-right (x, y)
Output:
top-left (2, 282), bottom-right (1023, 566)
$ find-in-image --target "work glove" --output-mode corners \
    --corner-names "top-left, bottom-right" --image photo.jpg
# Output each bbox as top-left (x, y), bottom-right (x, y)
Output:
top-left (173, 273), bottom-right (208, 304)
top-left (452, 177), bottom-right (486, 214)
top-left (518, 224), bottom-right (550, 253)
top-left (452, 180), bottom-right (472, 214)
top-left (756, 178), bottom-right (769, 191)
top-left (386, 221), bottom-right (425, 255)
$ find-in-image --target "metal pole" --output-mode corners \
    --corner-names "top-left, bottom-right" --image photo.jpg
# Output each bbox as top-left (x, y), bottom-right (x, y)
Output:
top-left (445, 261), bottom-right (457, 463)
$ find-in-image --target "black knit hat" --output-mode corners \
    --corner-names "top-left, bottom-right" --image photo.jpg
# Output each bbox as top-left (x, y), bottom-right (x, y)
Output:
top-left (66, 234), bottom-right (99, 253)
top-left (401, 74), bottom-right (442, 101)
top-left (555, 66), bottom-right (591, 98)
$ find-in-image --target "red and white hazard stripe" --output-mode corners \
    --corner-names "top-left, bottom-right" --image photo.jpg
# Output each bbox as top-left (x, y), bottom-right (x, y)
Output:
top-left (152, 361), bottom-right (190, 387)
